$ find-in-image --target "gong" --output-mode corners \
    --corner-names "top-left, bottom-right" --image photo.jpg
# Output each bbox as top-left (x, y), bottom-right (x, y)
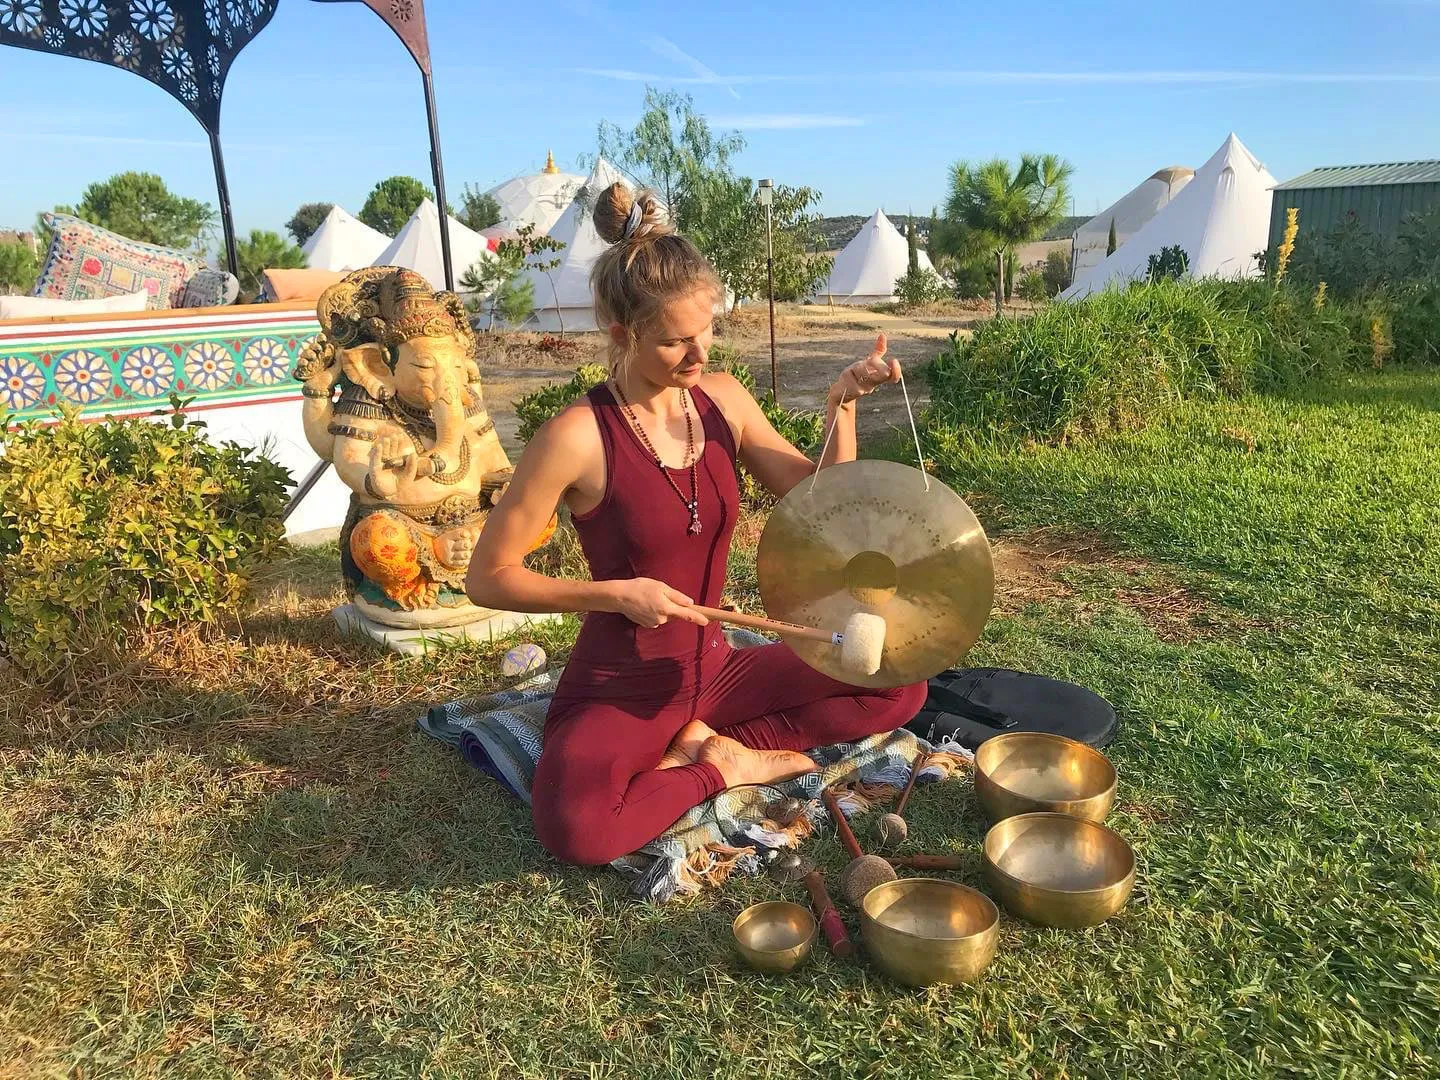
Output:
top-left (757, 460), bottom-right (994, 688)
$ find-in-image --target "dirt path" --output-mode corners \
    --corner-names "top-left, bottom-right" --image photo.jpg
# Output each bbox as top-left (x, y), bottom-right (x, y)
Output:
top-left (478, 301), bottom-right (1006, 453)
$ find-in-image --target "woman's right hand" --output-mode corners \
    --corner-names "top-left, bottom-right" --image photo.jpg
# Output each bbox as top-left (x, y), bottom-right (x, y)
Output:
top-left (608, 577), bottom-right (710, 628)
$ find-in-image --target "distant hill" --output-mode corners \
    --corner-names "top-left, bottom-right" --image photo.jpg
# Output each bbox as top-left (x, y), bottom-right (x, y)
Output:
top-left (814, 213), bottom-right (931, 251)
top-left (815, 213), bottom-right (1088, 251)
top-left (1041, 216), bottom-right (1087, 241)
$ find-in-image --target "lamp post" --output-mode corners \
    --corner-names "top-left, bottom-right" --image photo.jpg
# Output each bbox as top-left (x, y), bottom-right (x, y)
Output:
top-left (758, 178), bottom-right (777, 404)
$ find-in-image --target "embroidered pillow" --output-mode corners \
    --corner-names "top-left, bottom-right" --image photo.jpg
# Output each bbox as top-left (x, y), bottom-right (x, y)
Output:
top-left (33, 213), bottom-right (202, 310)
top-left (180, 269), bottom-right (240, 308)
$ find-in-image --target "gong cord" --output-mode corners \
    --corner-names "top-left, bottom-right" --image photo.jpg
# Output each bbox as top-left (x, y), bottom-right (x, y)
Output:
top-left (809, 368), bottom-right (931, 495)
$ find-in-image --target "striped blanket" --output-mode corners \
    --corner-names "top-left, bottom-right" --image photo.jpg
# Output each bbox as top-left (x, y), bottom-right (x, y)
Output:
top-left (417, 632), bottom-right (971, 901)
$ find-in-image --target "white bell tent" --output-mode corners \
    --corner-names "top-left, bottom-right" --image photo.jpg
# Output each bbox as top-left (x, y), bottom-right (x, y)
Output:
top-left (301, 206), bottom-right (391, 272)
top-left (812, 210), bottom-right (935, 305)
top-left (372, 199), bottom-right (496, 295)
top-left (518, 157), bottom-right (632, 333)
top-left (1064, 135), bottom-right (1276, 300)
top-left (1070, 166), bottom-right (1194, 280)
top-left (487, 150), bottom-right (586, 236)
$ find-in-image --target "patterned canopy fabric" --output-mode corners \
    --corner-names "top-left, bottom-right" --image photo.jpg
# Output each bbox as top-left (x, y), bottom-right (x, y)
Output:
top-left (0, 0), bottom-right (280, 134)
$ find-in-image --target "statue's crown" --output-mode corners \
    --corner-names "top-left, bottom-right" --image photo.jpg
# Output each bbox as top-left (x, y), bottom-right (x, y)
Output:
top-left (379, 269), bottom-right (458, 344)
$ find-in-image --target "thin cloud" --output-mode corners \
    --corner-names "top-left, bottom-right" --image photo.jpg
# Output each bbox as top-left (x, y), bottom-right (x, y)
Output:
top-left (710, 114), bottom-right (865, 130)
top-left (560, 0), bottom-right (738, 96)
top-left (576, 67), bottom-right (1440, 87)
top-left (642, 34), bottom-right (740, 98)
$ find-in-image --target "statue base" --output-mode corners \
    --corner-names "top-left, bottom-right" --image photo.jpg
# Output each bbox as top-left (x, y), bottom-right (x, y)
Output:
top-left (332, 602), bottom-right (561, 657)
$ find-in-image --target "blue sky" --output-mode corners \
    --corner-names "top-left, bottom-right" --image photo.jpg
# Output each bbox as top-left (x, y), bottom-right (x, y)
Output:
top-left (2, 0), bottom-right (1438, 243)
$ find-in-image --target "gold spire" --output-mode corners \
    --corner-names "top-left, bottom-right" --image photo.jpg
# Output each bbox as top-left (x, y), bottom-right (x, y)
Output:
top-left (543, 149), bottom-right (558, 174)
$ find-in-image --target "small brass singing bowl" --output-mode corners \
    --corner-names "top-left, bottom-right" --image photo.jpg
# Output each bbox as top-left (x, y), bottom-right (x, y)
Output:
top-left (975, 731), bottom-right (1117, 823)
top-left (983, 812), bottom-right (1136, 928)
top-left (732, 901), bottom-right (816, 974)
top-left (859, 878), bottom-right (999, 987)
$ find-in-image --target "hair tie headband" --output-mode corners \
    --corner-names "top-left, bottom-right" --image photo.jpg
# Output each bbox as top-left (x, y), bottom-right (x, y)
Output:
top-left (621, 200), bottom-right (645, 240)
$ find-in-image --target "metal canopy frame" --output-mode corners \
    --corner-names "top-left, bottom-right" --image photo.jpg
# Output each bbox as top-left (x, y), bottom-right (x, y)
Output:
top-left (0, 0), bottom-right (455, 289)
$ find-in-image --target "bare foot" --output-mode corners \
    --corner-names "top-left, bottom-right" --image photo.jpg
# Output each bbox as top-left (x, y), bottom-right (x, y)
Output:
top-left (698, 735), bottom-right (818, 789)
top-left (658, 719), bottom-right (718, 769)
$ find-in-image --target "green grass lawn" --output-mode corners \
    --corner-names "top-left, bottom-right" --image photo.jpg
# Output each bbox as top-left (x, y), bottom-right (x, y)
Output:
top-left (2, 371), bottom-right (1437, 1078)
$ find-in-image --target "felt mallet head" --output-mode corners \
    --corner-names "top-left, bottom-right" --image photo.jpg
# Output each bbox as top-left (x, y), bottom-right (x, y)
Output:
top-left (839, 611), bottom-right (886, 676)
top-left (874, 812), bottom-right (909, 850)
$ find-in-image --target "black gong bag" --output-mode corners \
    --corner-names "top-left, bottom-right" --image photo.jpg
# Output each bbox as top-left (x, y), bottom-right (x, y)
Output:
top-left (904, 667), bottom-right (1118, 752)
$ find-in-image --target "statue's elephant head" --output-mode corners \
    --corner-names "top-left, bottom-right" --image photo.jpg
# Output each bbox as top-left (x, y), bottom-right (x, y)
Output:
top-left (318, 267), bottom-right (485, 479)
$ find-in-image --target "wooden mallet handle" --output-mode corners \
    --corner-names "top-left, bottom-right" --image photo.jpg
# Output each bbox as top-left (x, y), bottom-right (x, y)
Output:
top-left (886, 854), bottom-right (965, 870)
top-left (821, 788), bottom-right (865, 860)
top-left (894, 752), bottom-right (926, 818)
top-left (690, 605), bottom-right (836, 644)
top-left (803, 870), bottom-right (854, 958)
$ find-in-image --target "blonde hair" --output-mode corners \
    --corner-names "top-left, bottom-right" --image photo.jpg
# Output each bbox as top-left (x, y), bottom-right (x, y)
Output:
top-left (590, 182), bottom-right (721, 375)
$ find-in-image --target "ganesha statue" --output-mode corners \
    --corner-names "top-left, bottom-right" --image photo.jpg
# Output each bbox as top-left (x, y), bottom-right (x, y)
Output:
top-left (294, 266), bottom-right (556, 648)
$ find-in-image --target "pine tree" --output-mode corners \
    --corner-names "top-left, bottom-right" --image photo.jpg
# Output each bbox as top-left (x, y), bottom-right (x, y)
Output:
top-left (906, 217), bottom-right (919, 274)
top-left (1106, 217), bottom-right (1118, 256)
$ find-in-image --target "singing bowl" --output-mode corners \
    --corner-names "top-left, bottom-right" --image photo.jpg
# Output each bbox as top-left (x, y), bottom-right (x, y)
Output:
top-left (982, 813), bottom-right (1136, 928)
top-left (732, 901), bottom-right (816, 974)
top-left (975, 731), bottom-right (1117, 823)
top-left (859, 878), bottom-right (999, 986)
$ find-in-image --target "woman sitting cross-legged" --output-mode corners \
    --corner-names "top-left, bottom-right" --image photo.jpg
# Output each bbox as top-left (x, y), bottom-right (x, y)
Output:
top-left (466, 183), bottom-right (927, 867)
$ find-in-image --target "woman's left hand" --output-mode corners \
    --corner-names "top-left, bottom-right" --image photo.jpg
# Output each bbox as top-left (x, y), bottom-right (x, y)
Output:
top-left (831, 333), bottom-right (900, 404)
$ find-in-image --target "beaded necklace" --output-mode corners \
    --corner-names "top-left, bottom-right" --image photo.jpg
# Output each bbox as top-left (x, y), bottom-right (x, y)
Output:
top-left (612, 381), bottom-right (702, 536)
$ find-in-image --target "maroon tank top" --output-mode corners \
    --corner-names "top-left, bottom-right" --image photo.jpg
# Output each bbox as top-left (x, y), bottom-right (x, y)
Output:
top-left (559, 382), bottom-right (740, 689)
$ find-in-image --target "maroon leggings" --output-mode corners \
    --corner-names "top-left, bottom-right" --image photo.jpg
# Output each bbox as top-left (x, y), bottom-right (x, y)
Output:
top-left (532, 640), bottom-right (927, 866)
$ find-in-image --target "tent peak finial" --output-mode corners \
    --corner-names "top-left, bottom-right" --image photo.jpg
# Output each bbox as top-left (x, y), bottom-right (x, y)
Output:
top-left (543, 149), bottom-right (558, 174)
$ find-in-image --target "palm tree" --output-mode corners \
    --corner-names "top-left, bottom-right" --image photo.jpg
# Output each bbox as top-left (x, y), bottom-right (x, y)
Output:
top-left (940, 154), bottom-right (1074, 315)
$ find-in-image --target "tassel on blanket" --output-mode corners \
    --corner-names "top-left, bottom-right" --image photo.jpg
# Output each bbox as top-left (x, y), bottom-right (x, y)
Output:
top-left (828, 750), bottom-right (972, 814)
top-left (669, 809), bottom-right (818, 895)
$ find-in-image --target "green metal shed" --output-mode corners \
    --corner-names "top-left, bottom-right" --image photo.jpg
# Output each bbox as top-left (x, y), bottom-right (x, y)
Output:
top-left (1268, 161), bottom-right (1440, 249)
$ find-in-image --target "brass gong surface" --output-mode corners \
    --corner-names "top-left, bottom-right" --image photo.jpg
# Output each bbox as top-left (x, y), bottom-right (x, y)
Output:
top-left (757, 460), bottom-right (994, 688)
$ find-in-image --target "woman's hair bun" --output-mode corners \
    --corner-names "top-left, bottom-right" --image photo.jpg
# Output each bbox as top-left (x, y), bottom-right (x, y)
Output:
top-left (592, 182), bottom-right (670, 245)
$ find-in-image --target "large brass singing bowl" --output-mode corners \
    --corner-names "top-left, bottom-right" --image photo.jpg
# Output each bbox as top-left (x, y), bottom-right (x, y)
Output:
top-left (732, 901), bottom-right (816, 974)
top-left (975, 731), bottom-right (1117, 823)
top-left (859, 878), bottom-right (999, 986)
top-left (757, 459), bottom-right (994, 689)
top-left (983, 813), bottom-right (1136, 928)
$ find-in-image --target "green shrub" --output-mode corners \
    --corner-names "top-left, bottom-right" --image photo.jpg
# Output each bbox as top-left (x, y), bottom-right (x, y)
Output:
top-left (0, 401), bottom-right (290, 679)
top-left (893, 266), bottom-right (948, 307)
top-left (0, 240), bottom-right (38, 295)
top-left (1016, 270), bottom-right (1048, 302)
top-left (924, 278), bottom-right (1381, 444)
top-left (514, 363), bottom-right (608, 442)
top-left (1146, 245), bottom-right (1190, 282)
top-left (1391, 282), bottom-right (1440, 365)
top-left (1042, 249), bottom-right (1072, 296)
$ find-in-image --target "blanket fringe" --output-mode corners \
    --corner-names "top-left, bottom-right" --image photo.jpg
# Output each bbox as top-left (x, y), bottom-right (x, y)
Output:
top-left (832, 750), bottom-right (971, 813)
top-left (682, 843), bottom-right (757, 891)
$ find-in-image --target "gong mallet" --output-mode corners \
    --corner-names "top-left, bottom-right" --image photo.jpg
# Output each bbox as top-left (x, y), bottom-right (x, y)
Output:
top-left (873, 751), bottom-right (926, 851)
top-left (690, 606), bottom-right (886, 677)
top-left (767, 852), bottom-right (854, 958)
top-left (821, 788), bottom-right (897, 907)
top-left (804, 869), bottom-right (855, 958)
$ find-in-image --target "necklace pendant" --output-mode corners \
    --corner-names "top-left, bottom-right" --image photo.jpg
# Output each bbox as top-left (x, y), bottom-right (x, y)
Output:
top-left (688, 515), bottom-right (703, 536)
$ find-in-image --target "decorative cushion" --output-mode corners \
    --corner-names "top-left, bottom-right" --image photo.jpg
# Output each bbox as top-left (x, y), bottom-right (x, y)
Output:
top-left (261, 267), bottom-right (346, 302)
top-left (33, 213), bottom-right (201, 310)
top-left (0, 290), bottom-right (149, 320)
top-left (181, 269), bottom-right (240, 308)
